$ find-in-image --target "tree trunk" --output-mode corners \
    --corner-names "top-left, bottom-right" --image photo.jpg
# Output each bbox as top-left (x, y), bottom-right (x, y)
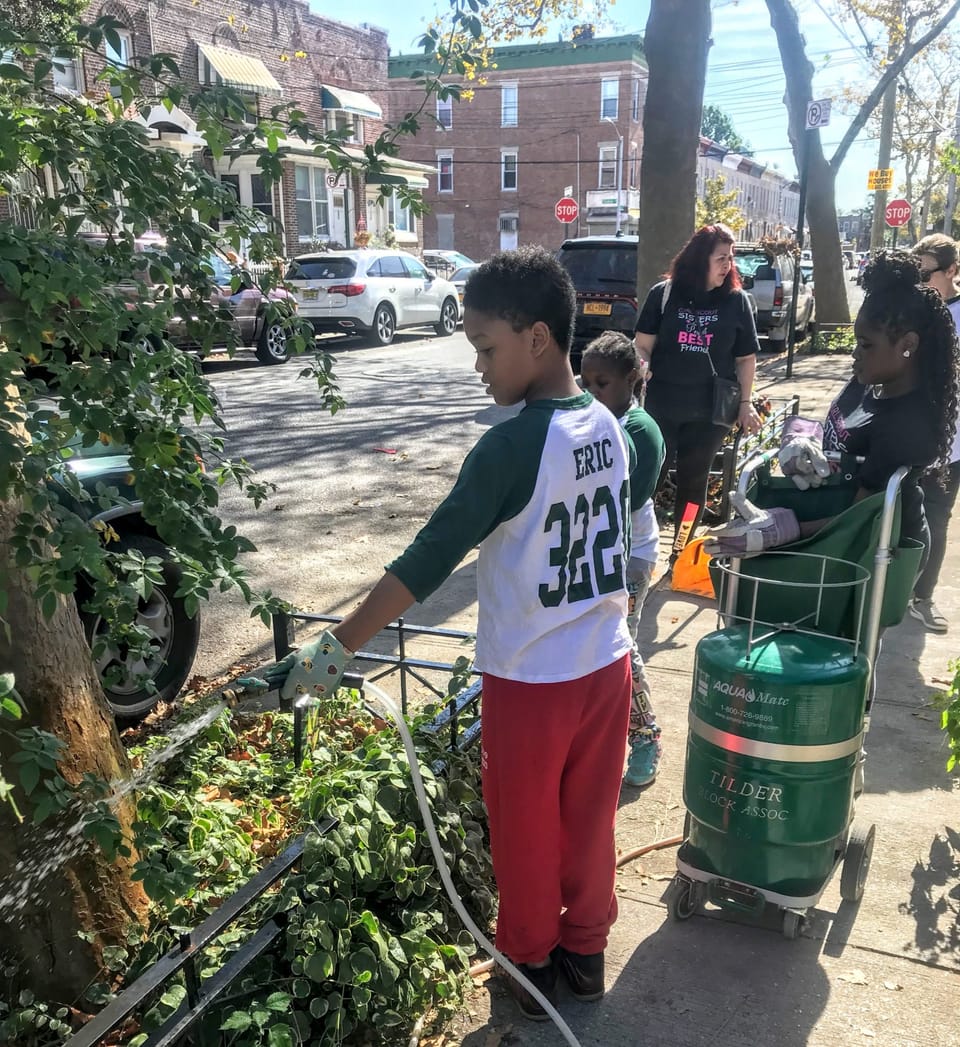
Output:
top-left (636, 0), bottom-right (712, 298)
top-left (0, 493), bottom-right (148, 1002)
top-left (766, 0), bottom-right (850, 326)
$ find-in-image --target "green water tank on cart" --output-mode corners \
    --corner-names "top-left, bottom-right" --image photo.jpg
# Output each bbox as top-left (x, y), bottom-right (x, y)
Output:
top-left (681, 624), bottom-right (869, 902)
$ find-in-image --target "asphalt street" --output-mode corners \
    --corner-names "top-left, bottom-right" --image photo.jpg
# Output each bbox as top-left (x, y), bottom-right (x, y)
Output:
top-left (196, 325), bottom-right (505, 681)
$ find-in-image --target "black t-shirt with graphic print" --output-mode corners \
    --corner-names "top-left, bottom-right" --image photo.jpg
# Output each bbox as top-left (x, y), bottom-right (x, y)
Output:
top-left (823, 377), bottom-right (938, 545)
top-left (635, 281), bottom-right (760, 418)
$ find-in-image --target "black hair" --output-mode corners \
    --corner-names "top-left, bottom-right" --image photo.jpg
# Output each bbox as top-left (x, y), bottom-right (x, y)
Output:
top-left (462, 245), bottom-right (577, 352)
top-left (860, 250), bottom-right (960, 471)
top-left (581, 331), bottom-right (638, 376)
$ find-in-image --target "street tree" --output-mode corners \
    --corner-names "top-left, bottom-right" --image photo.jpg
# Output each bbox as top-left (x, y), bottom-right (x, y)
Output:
top-left (0, 0), bottom-right (617, 1006)
top-left (766, 0), bottom-right (960, 324)
top-left (695, 173), bottom-right (747, 231)
top-left (637, 0), bottom-right (713, 298)
top-left (701, 104), bottom-right (753, 154)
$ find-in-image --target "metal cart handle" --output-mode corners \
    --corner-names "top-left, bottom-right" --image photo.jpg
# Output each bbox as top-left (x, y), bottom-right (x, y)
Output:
top-left (724, 451), bottom-right (908, 672)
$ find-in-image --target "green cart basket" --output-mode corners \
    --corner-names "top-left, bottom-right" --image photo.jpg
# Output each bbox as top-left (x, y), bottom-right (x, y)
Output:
top-left (668, 451), bottom-right (922, 939)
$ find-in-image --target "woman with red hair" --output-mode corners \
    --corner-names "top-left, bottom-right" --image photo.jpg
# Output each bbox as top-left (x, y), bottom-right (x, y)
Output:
top-left (634, 224), bottom-right (761, 559)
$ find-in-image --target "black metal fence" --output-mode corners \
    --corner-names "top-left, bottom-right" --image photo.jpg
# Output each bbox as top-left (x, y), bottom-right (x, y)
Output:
top-left (65, 624), bottom-right (482, 1047)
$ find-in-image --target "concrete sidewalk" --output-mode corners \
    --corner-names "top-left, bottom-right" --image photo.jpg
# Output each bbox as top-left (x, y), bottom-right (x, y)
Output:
top-left (449, 348), bottom-right (960, 1047)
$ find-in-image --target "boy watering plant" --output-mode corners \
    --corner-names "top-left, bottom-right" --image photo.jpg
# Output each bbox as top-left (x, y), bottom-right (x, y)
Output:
top-left (242, 247), bottom-right (635, 1020)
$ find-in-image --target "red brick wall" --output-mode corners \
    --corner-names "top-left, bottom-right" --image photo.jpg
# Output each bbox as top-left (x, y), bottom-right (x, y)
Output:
top-left (389, 60), bottom-right (647, 261)
top-left (83, 0), bottom-right (388, 132)
top-left (79, 0), bottom-right (390, 251)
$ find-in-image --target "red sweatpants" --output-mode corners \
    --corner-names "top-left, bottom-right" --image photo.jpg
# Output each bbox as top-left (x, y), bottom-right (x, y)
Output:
top-left (480, 654), bottom-right (631, 964)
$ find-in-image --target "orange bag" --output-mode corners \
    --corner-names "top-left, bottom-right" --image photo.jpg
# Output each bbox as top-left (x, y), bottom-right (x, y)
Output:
top-left (670, 537), bottom-right (716, 599)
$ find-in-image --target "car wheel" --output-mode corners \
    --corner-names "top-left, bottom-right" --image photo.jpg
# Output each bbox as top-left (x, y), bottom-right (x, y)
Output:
top-left (435, 297), bottom-right (458, 337)
top-left (256, 321), bottom-right (290, 364)
top-left (369, 304), bottom-right (396, 346)
top-left (80, 535), bottom-right (201, 720)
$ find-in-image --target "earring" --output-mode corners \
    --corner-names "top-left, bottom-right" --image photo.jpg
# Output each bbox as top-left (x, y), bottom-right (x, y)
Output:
top-left (903, 350), bottom-right (912, 358)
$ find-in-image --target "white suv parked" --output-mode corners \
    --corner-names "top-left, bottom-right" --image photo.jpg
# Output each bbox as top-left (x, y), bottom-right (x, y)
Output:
top-left (285, 250), bottom-right (460, 346)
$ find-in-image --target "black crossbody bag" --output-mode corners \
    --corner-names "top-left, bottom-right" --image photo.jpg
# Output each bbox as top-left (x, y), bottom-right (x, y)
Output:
top-left (660, 281), bottom-right (741, 428)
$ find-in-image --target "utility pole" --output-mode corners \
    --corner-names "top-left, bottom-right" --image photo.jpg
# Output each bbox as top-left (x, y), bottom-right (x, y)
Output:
top-left (943, 85), bottom-right (960, 238)
top-left (870, 77), bottom-right (897, 252)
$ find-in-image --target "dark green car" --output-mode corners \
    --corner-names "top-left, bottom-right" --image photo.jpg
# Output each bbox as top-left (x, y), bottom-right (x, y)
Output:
top-left (54, 437), bottom-right (200, 720)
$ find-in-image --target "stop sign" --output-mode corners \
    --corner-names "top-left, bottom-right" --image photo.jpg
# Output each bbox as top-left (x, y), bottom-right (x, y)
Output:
top-left (885, 198), bottom-right (912, 227)
top-left (555, 196), bottom-right (579, 223)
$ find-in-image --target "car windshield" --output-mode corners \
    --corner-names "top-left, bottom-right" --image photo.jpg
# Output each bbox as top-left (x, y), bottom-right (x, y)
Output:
top-left (286, 258), bottom-right (357, 280)
top-left (734, 253), bottom-right (773, 279)
top-left (450, 265), bottom-right (478, 283)
top-left (556, 245), bottom-right (637, 291)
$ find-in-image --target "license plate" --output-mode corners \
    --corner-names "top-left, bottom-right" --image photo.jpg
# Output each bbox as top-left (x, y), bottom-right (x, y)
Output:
top-left (302, 288), bottom-right (319, 301)
top-left (583, 301), bottom-right (612, 316)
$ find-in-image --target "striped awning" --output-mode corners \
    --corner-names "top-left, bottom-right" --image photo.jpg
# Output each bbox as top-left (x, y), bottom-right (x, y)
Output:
top-left (365, 171), bottom-right (430, 191)
top-left (321, 84), bottom-right (383, 120)
top-left (197, 43), bottom-right (282, 97)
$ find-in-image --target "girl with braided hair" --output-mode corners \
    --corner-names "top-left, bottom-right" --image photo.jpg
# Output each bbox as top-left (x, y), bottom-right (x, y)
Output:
top-left (708, 251), bottom-right (960, 561)
top-left (820, 250), bottom-right (960, 554)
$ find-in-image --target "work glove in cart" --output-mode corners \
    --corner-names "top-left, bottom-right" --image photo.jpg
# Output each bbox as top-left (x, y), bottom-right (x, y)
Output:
top-left (236, 630), bottom-right (353, 702)
top-left (704, 492), bottom-right (800, 559)
top-left (779, 415), bottom-right (831, 490)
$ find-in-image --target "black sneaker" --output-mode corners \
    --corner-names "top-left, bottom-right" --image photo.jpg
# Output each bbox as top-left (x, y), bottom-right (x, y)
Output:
top-left (503, 959), bottom-right (559, 1021)
top-left (556, 947), bottom-right (605, 1001)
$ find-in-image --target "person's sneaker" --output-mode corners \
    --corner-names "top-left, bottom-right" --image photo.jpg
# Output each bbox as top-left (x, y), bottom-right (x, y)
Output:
top-left (502, 959), bottom-right (558, 1021)
top-left (624, 733), bottom-right (662, 787)
top-left (555, 947), bottom-right (605, 1001)
top-left (909, 598), bottom-right (948, 633)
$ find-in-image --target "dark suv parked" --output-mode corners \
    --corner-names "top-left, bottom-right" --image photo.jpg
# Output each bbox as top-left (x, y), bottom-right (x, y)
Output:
top-left (556, 235), bottom-right (639, 371)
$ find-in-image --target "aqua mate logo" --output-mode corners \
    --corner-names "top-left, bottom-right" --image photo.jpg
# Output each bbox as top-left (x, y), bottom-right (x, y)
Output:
top-left (709, 677), bottom-right (790, 706)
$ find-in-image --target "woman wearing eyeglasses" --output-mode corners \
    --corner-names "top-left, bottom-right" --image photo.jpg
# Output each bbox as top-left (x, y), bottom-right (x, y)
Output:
top-left (908, 235), bottom-right (960, 632)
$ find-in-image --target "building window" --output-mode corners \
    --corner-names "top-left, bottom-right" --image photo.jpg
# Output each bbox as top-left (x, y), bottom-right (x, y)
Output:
top-left (388, 190), bottom-right (415, 233)
top-left (631, 78), bottom-right (641, 121)
top-left (250, 173), bottom-right (273, 219)
top-left (295, 165), bottom-right (330, 241)
top-left (501, 151), bottom-right (518, 191)
top-left (437, 154), bottom-right (453, 193)
top-left (105, 30), bottom-right (131, 69)
top-left (501, 83), bottom-right (518, 127)
top-left (601, 77), bottom-right (618, 120)
top-left (437, 96), bottom-right (453, 130)
top-left (327, 111), bottom-right (361, 143)
top-left (217, 173), bottom-right (240, 229)
top-left (52, 55), bottom-right (80, 93)
top-left (599, 146), bottom-right (617, 189)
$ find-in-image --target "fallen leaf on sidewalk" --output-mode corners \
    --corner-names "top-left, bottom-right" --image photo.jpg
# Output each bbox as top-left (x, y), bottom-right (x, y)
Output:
top-left (653, 874), bottom-right (674, 881)
top-left (883, 980), bottom-right (903, 991)
top-left (837, 969), bottom-right (868, 985)
top-left (911, 712), bottom-right (934, 720)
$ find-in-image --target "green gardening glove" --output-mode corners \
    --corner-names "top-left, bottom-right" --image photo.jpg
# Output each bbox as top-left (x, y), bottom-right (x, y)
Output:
top-left (236, 630), bottom-right (352, 702)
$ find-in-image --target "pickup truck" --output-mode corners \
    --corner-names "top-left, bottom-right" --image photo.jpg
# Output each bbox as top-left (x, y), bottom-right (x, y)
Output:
top-left (735, 243), bottom-right (816, 352)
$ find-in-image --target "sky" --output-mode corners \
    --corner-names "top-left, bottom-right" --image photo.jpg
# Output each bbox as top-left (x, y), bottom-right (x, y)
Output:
top-left (321, 0), bottom-right (885, 212)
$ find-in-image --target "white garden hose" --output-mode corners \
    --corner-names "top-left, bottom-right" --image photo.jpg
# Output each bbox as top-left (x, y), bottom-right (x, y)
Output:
top-left (362, 680), bottom-right (583, 1047)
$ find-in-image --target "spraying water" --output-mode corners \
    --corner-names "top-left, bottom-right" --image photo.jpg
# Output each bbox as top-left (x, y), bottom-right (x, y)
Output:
top-left (0, 700), bottom-right (229, 919)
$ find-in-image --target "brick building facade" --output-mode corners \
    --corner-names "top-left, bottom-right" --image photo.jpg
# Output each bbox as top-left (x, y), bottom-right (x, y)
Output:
top-left (388, 34), bottom-right (648, 261)
top-left (7, 0), bottom-right (433, 256)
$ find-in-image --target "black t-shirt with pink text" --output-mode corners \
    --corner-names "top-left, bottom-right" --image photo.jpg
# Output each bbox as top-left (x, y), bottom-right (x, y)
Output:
top-left (635, 281), bottom-right (759, 383)
top-left (635, 281), bottom-right (759, 419)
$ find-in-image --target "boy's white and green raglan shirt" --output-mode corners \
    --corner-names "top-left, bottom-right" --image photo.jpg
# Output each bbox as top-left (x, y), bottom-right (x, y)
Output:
top-left (388, 393), bottom-right (635, 684)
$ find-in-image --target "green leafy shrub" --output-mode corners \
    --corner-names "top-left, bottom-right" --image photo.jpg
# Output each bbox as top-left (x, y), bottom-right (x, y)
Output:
top-left (806, 326), bottom-right (856, 355)
top-left (935, 659), bottom-right (960, 774)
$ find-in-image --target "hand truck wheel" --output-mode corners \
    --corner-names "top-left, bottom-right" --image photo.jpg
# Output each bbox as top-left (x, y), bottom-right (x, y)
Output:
top-left (667, 876), bottom-right (701, 921)
top-left (840, 822), bottom-right (876, 903)
top-left (781, 909), bottom-right (805, 940)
